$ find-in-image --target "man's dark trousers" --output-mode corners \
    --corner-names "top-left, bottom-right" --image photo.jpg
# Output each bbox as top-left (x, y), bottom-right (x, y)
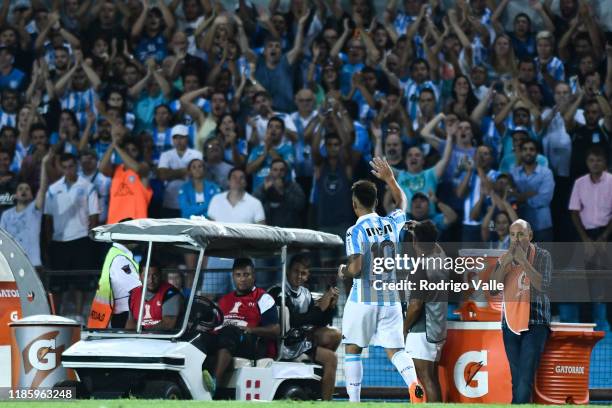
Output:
top-left (502, 324), bottom-right (549, 403)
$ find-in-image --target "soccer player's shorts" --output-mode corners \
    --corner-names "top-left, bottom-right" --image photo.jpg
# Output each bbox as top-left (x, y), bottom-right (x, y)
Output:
top-left (341, 301), bottom-right (404, 349)
top-left (405, 332), bottom-right (444, 362)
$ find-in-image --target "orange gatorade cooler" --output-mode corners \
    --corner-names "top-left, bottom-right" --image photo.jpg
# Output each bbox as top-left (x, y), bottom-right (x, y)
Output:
top-left (1, 230), bottom-right (51, 389)
top-left (9, 315), bottom-right (80, 390)
top-left (534, 323), bottom-right (604, 404)
top-left (438, 321), bottom-right (512, 403)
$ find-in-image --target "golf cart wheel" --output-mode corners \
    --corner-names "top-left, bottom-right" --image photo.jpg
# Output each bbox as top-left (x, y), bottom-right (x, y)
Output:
top-left (275, 382), bottom-right (310, 400)
top-left (53, 380), bottom-right (90, 399)
top-left (140, 380), bottom-right (183, 399)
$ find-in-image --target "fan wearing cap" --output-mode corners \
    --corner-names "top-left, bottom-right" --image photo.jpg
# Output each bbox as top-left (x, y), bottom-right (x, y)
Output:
top-left (0, 46), bottom-right (25, 91)
top-left (499, 127), bottom-right (549, 173)
top-left (404, 191), bottom-right (457, 240)
top-left (158, 124), bottom-right (203, 218)
top-left (496, 98), bottom-right (542, 164)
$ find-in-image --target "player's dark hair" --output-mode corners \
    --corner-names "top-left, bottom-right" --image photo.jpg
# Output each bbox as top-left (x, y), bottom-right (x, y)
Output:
top-left (233, 257), bottom-right (255, 272)
top-left (352, 180), bottom-right (378, 209)
top-left (412, 220), bottom-right (438, 255)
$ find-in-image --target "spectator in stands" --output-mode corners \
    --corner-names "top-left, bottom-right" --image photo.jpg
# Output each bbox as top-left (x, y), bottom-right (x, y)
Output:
top-left (0, 89), bottom-right (19, 128)
top-left (203, 137), bottom-right (232, 190)
top-left (0, 46), bottom-right (25, 91)
top-left (499, 127), bottom-right (549, 174)
top-left (19, 123), bottom-right (58, 194)
top-left (246, 91), bottom-right (297, 147)
top-left (79, 148), bottom-right (110, 224)
top-left (158, 124), bottom-right (203, 218)
top-left (457, 145), bottom-right (499, 241)
top-left (100, 123), bottom-right (152, 224)
top-left (510, 139), bottom-right (555, 242)
top-left (128, 260), bottom-right (184, 331)
top-left (0, 151), bottom-right (51, 269)
top-left (207, 167), bottom-right (265, 225)
top-left (568, 146), bottom-right (612, 330)
top-left (490, 219), bottom-right (552, 404)
top-left (253, 158), bottom-right (305, 228)
top-left (405, 192), bottom-right (457, 238)
top-left (566, 95), bottom-right (611, 180)
top-left (480, 182), bottom-right (519, 249)
top-left (205, 258), bottom-right (280, 394)
top-left (246, 117), bottom-right (295, 189)
top-left (251, 13), bottom-right (308, 112)
top-left (311, 129), bottom-right (354, 255)
top-left (178, 158), bottom-right (220, 219)
top-left (0, 148), bottom-right (17, 216)
top-left (386, 114), bottom-right (452, 214)
top-left (44, 153), bottom-right (99, 319)
top-left (269, 254), bottom-right (340, 400)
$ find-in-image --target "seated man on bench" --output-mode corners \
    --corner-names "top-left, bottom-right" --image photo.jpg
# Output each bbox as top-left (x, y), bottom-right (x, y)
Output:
top-left (127, 260), bottom-right (184, 331)
top-left (269, 254), bottom-right (341, 400)
top-left (203, 258), bottom-right (280, 394)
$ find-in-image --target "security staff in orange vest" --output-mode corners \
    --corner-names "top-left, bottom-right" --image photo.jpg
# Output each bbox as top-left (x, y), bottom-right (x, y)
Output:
top-left (99, 121), bottom-right (152, 224)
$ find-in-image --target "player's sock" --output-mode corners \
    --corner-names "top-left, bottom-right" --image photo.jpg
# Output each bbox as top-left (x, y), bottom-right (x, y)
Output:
top-left (391, 350), bottom-right (418, 388)
top-left (344, 353), bottom-right (363, 402)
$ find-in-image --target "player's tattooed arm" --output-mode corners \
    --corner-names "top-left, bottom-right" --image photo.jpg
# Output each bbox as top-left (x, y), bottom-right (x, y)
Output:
top-left (338, 254), bottom-right (363, 278)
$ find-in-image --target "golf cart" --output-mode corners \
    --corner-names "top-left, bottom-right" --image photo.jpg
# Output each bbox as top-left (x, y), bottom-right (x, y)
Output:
top-left (59, 218), bottom-right (343, 400)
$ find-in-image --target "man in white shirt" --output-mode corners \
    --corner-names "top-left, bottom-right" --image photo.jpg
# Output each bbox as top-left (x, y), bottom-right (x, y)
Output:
top-left (158, 124), bottom-right (203, 218)
top-left (44, 153), bottom-right (100, 318)
top-left (79, 148), bottom-right (111, 224)
top-left (246, 91), bottom-right (297, 146)
top-left (207, 167), bottom-right (265, 224)
top-left (204, 168), bottom-right (266, 296)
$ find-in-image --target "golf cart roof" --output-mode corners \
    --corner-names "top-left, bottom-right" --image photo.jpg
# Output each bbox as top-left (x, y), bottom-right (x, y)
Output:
top-left (90, 218), bottom-right (343, 257)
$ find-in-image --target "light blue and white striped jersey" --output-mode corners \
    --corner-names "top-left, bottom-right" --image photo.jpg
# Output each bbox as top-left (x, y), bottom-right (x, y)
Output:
top-left (0, 109), bottom-right (16, 129)
top-left (60, 88), bottom-right (97, 130)
top-left (535, 57), bottom-right (565, 83)
top-left (401, 79), bottom-right (440, 120)
top-left (346, 209), bottom-right (407, 306)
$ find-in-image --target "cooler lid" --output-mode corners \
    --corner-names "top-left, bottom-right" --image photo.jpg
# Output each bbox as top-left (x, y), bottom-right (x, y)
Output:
top-left (9, 314), bottom-right (79, 327)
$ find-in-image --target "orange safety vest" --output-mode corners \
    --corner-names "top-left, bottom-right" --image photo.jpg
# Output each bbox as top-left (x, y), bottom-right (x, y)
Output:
top-left (503, 244), bottom-right (536, 334)
top-left (107, 165), bottom-right (152, 224)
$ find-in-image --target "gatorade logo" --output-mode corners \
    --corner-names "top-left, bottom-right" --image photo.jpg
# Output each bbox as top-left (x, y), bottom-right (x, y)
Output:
top-left (0, 289), bottom-right (19, 297)
top-left (555, 365), bottom-right (585, 374)
top-left (114, 182), bottom-right (134, 197)
top-left (22, 331), bottom-right (65, 388)
top-left (454, 350), bottom-right (488, 398)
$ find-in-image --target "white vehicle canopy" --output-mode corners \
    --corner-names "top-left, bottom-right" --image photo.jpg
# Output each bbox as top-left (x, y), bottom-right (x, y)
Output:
top-left (87, 218), bottom-right (344, 341)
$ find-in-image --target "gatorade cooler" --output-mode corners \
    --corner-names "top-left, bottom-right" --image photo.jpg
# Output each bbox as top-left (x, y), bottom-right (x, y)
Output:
top-left (9, 315), bottom-right (80, 390)
top-left (456, 249), bottom-right (506, 321)
top-left (438, 321), bottom-right (511, 403)
top-left (0, 230), bottom-right (51, 388)
top-left (534, 322), bottom-right (604, 404)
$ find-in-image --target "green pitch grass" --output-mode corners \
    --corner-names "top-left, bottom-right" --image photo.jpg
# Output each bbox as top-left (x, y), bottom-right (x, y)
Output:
top-left (0, 401), bottom-right (565, 408)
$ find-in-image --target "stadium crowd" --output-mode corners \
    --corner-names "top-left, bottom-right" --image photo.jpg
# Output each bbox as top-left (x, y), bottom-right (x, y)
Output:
top-left (0, 0), bottom-right (610, 326)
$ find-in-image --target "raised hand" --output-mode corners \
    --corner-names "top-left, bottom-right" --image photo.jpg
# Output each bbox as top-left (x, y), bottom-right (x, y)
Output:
top-left (369, 156), bottom-right (394, 182)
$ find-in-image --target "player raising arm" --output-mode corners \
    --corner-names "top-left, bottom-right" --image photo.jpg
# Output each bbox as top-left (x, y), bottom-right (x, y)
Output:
top-left (338, 157), bottom-right (420, 402)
